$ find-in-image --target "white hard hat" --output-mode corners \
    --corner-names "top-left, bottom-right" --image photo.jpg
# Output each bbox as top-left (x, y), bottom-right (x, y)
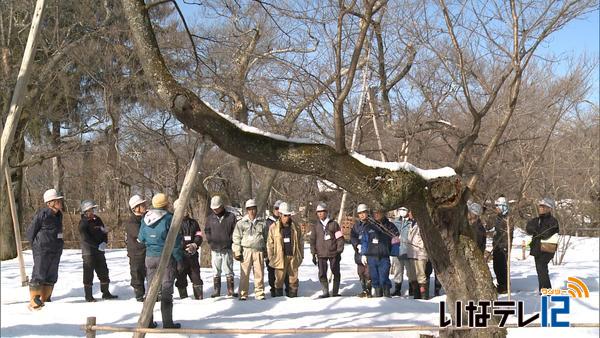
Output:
top-left (397, 207), bottom-right (408, 218)
top-left (356, 204), bottom-right (368, 213)
top-left (278, 202), bottom-right (294, 216)
top-left (80, 200), bottom-right (98, 213)
top-left (316, 202), bottom-right (327, 212)
top-left (273, 200), bottom-right (283, 209)
top-left (468, 203), bottom-right (482, 216)
top-left (210, 195), bottom-right (224, 209)
top-left (538, 197), bottom-right (555, 209)
top-left (495, 196), bottom-right (508, 206)
top-left (245, 199), bottom-right (257, 208)
top-left (43, 189), bottom-right (63, 203)
top-left (128, 195), bottom-right (146, 210)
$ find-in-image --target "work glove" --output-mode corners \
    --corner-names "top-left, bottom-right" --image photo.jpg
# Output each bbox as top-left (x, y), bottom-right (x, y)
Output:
top-left (98, 242), bottom-right (107, 252)
top-left (234, 253), bottom-right (243, 262)
top-left (185, 243), bottom-right (198, 254)
top-left (361, 255), bottom-right (368, 266)
top-left (176, 260), bottom-right (186, 274)
top-left (312, 254), bottom-right (318, 266)
top-left (356, 244), bottom-right (362, 254)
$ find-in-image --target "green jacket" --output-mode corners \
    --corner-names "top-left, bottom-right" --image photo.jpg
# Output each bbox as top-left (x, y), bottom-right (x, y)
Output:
top-left (232, 215), bottom-right (267, 255)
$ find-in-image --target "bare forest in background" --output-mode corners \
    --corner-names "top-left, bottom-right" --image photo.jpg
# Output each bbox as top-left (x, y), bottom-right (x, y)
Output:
top-left (2, 0), bottom-right (598, 258)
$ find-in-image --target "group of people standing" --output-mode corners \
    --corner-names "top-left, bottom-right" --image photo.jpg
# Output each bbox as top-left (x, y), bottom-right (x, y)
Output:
top-left (26, 187), bottom-right (561, 328)
top-left (466, 196), bottom-right (561, 293)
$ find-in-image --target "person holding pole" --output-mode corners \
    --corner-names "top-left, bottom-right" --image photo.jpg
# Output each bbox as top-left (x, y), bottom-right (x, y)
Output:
top-left (491, 196), bottom-right (512, 294)
top-left (138, 193), bottom-right (185, 329)
top-left (26, 189), bottom-right (64, 310)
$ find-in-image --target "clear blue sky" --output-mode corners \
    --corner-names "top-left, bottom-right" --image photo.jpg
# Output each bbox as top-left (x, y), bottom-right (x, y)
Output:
top-left (541, 9), bottom-right (599, 104)
top-left (177, 2), bottom-right (599, 104)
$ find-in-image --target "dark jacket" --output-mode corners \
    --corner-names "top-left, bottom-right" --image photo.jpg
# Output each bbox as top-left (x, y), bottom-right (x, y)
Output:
top-left (79, 214), bottom-right (108, 256)
top-left (361, 217), bottom-right (399, 258)
top-left (125, 214), bottom-right (146, 257)
top-left (310, 218), bottom-right (344, 258)
top-left (350, 220), bottom-right (368, 265)
top-left (27, 208), bottom-right (64, 254)
top-left (180, 216), bottom-right (203, 257)
top-left (138, 209), bottom-right (183, 262)
top-left (526, 213), bottom-right (559, 257)
top-left (492, 215), bottom-right (513, 251)
top-left (204, 210), bottom-right (237, 252)
top-left (472, 219), bottom-right (486, 253)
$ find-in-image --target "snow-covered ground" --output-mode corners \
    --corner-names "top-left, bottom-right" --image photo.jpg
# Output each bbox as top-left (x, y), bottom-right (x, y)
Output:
top-left (1, 235), bottom-right (598, 338)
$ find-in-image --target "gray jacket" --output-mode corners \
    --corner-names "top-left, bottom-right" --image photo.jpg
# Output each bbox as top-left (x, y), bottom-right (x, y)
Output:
top-left (232, 215), bottom-right (268, 255)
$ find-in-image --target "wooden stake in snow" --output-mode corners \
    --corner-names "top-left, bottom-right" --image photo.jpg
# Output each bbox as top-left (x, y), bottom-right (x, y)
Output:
top-left (506, 216), bottom-right (512, 300)
top-left (133, 142), bottom-right (206, 338)
top-left (0, 0), bottom-right (46, 174)
top-left (5, 167), bottom-right (28, 286)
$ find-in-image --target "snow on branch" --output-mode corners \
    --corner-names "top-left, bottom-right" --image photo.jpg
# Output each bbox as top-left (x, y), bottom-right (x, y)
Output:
top-left (207, 102), bottom-right (314, 144)
top-left (350, 152), bottom-right (456, 180)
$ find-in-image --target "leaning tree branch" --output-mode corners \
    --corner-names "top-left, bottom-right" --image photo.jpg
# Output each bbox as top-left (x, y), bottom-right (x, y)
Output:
top-left (121, 0), bottom-right (452, 210)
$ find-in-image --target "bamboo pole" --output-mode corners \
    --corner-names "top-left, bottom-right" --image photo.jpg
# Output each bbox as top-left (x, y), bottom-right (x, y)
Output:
top-left (133, 142), bottom-right (206, 338)
top-left (506, 216), bottom-right (512, 300)
top-left (367, 87), bottom-right (386, 162)
top-left (86, 323), bottom-right (600, 335)
top-left (5, 167), bottom-right (28, 286)
top-left (0, 0), bottom-right (46, 174)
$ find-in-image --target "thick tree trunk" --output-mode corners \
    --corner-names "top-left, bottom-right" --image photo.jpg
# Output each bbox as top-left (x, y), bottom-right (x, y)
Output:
top-left (1, 129), bottom-right (24, 260)
top-left (237, 158), bottom-right (252, 203)
top-left (255, 168), bottom-right (279, 216)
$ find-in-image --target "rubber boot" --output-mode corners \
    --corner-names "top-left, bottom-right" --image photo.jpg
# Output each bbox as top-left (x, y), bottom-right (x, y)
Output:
top-left (42, 284), bottom-right (54, 302)
top-left (288, 289), bottom-right (298, 298)
top-left (84, 285), bottom-right (96, 302)
top-left (148, 315), bottom-right (158, 328)
top-left (419, 283), bottom-right (428, 300)
top-left (373, 287), bottom-right (383, 298)
top-left (134, 287), bottom-right (145, 302)
top-left (193, 284), bottom-right (203, 300)
top-left (226, 276), bottom-right (238, 297)
top-left (383, 285), bottom-right (391, 298)
top-left (318, 280), bottom-right (330, 298)
top-left (410, 281), bottom-right (420, 299)
top-left (161, 300), bottom-right (181, 329)
top-left (365, 280), bottom-right (372, 298)
top-left (101, 283), bottom-right (118, 299)
top-left (332, 277), bottom-right (341, 297)
top-left (392, 282), bottom-right (402, 297)
top-left (211, 276), bottom-right (221, 298)
top-left (408, 281), bottom-right (414, 297)
top-left (274, 288), bottom-right (284, 297)
top-left (29, 285), bottom-right (44, 310)
top-left (178, 287), bottom-right (188, 299)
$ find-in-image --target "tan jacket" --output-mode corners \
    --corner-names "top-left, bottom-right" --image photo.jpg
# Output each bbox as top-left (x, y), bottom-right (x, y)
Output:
top-left (267, 219), bottom-right (304, 269)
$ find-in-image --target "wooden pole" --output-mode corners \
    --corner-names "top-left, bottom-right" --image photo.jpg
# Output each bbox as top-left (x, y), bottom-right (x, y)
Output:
top-left (86, 322), bottom-right (600, 335)
top-left (85, 317), bottom-right (96, 338)
top-left (522, 240), bottom-right (526, 260)
top-left (367, 88), bottom-right (386, 162)
top-left (0, 0), bottom-right (46, 174)
top-left (506, 216), bottom-right (511, 300)
top-left (5, 167), bottom-right (28, 286)
top-left (134, 142), bottom-right (206, 338)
